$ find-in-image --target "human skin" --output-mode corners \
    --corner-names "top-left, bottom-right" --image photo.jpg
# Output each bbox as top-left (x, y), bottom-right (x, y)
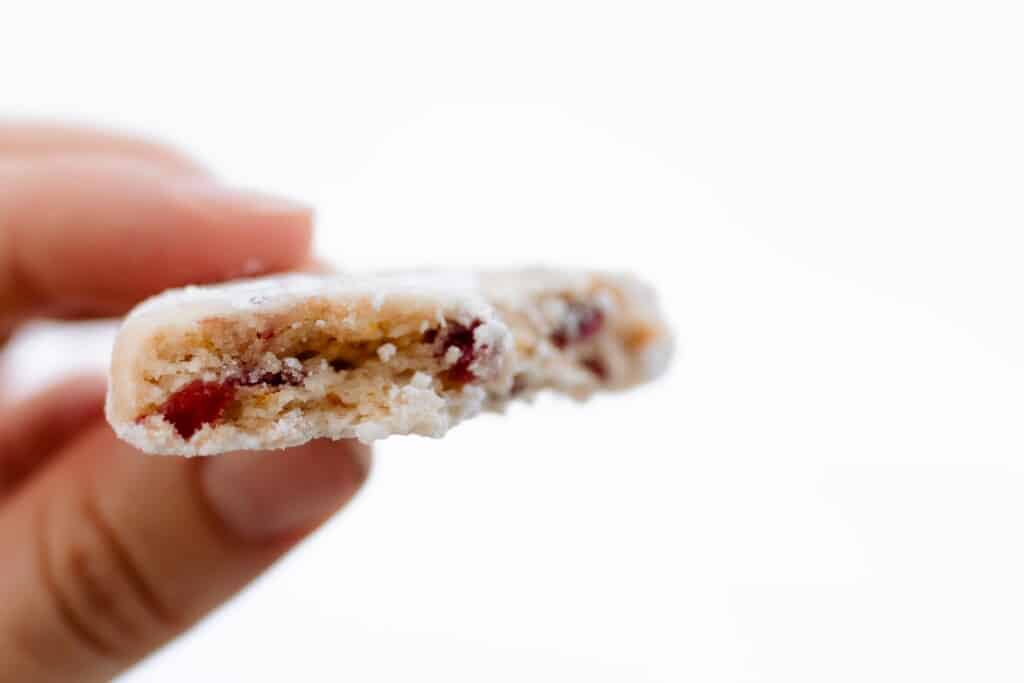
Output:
top-left (0, 122), bottom-right (371, 682)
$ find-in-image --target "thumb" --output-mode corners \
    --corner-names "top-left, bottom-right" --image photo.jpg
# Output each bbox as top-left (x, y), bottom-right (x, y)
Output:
top-left (0, 425), bottom-right (369, 683)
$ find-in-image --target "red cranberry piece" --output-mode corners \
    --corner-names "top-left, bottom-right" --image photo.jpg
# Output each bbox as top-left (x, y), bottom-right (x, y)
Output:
top-left (239, 365), bottom-right (306, 387)
top-left (421, 328), bottom-right (438, 344)
top-left (581, 357), bottom-right (608, 381)
top-left (551, 302), bottom-right (605, 349)
top-left (576, 306), bottom-right (605, 340)
top-left (159, 379), bottom-right (237, 440)
top-left (438, 319), bottom-right (483, 383)
top-left (446, 359), bottom-right (477, 384)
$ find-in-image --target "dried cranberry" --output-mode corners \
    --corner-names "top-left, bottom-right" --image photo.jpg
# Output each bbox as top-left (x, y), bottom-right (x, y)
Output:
top-left (576, 306), bottom-right (605, 339)
top-left (241, 369), bottom-right (305, 387)
top-left (446, 360), bottom-right (476, 384)
top-left (581, 357), bottom-right (608, 381)
top-left (421, 328), bottom-right (438, 344)
top-left (551, 302), bottom-right (604, 349)
top-left (159, 379), bottom-right (237, 440)
top-left (438, 319), bottom-right (482, 383)
top-left (254, 370), bottom-right (296, 387)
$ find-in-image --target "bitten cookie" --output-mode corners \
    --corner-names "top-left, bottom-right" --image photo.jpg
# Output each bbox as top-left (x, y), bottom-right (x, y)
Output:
top-left (105, 268), bottom-right (672, 455)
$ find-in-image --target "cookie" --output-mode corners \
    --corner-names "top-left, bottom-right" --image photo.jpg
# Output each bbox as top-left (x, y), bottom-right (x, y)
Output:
top-left (105, 268), bottom-right (671, 455)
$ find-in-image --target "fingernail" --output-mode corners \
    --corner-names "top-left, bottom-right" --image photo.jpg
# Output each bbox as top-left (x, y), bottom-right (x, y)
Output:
top-left (200, 440), bottom-right (371, 541)
top-left (170, 179), bottom-right (312, 216)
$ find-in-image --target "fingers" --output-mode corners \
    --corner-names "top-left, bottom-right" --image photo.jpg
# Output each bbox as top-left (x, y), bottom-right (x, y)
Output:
top-left (0, 375), bottom-right (107, 497)
top-left (0, 428), bottom-right (370, 683)
top-left (0, 157), bottom-right (313, 323)
top-left (0, 121), bottom-right (209, 176)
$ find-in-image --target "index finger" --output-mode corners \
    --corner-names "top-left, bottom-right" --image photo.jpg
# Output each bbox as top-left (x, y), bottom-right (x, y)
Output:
top-left (0, 157), bottom-right (313, 324)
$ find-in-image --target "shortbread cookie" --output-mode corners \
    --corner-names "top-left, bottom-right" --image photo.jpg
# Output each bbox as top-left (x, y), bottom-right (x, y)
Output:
top-left (106, 268), bottom-right (671, 455)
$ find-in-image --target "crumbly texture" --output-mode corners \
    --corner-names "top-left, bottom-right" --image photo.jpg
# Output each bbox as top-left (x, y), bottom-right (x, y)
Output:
top-left (105, 268), bottom-right (672, 455)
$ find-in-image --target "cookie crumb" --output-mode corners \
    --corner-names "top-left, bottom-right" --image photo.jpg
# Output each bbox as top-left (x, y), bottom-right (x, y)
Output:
top-left (377, 343), bottom-right (397, 362)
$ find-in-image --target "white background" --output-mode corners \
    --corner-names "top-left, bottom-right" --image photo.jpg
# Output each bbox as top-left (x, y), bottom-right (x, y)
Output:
top-left (3, 1), bottom-right (1024, 681)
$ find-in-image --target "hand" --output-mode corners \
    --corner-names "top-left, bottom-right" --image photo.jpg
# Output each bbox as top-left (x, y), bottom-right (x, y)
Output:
top-left (0, 122), bottom-right (370, 682)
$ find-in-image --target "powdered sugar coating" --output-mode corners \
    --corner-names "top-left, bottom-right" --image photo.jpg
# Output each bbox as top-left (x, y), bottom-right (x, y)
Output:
top-left (129, 271), bottom-right (489, 324)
